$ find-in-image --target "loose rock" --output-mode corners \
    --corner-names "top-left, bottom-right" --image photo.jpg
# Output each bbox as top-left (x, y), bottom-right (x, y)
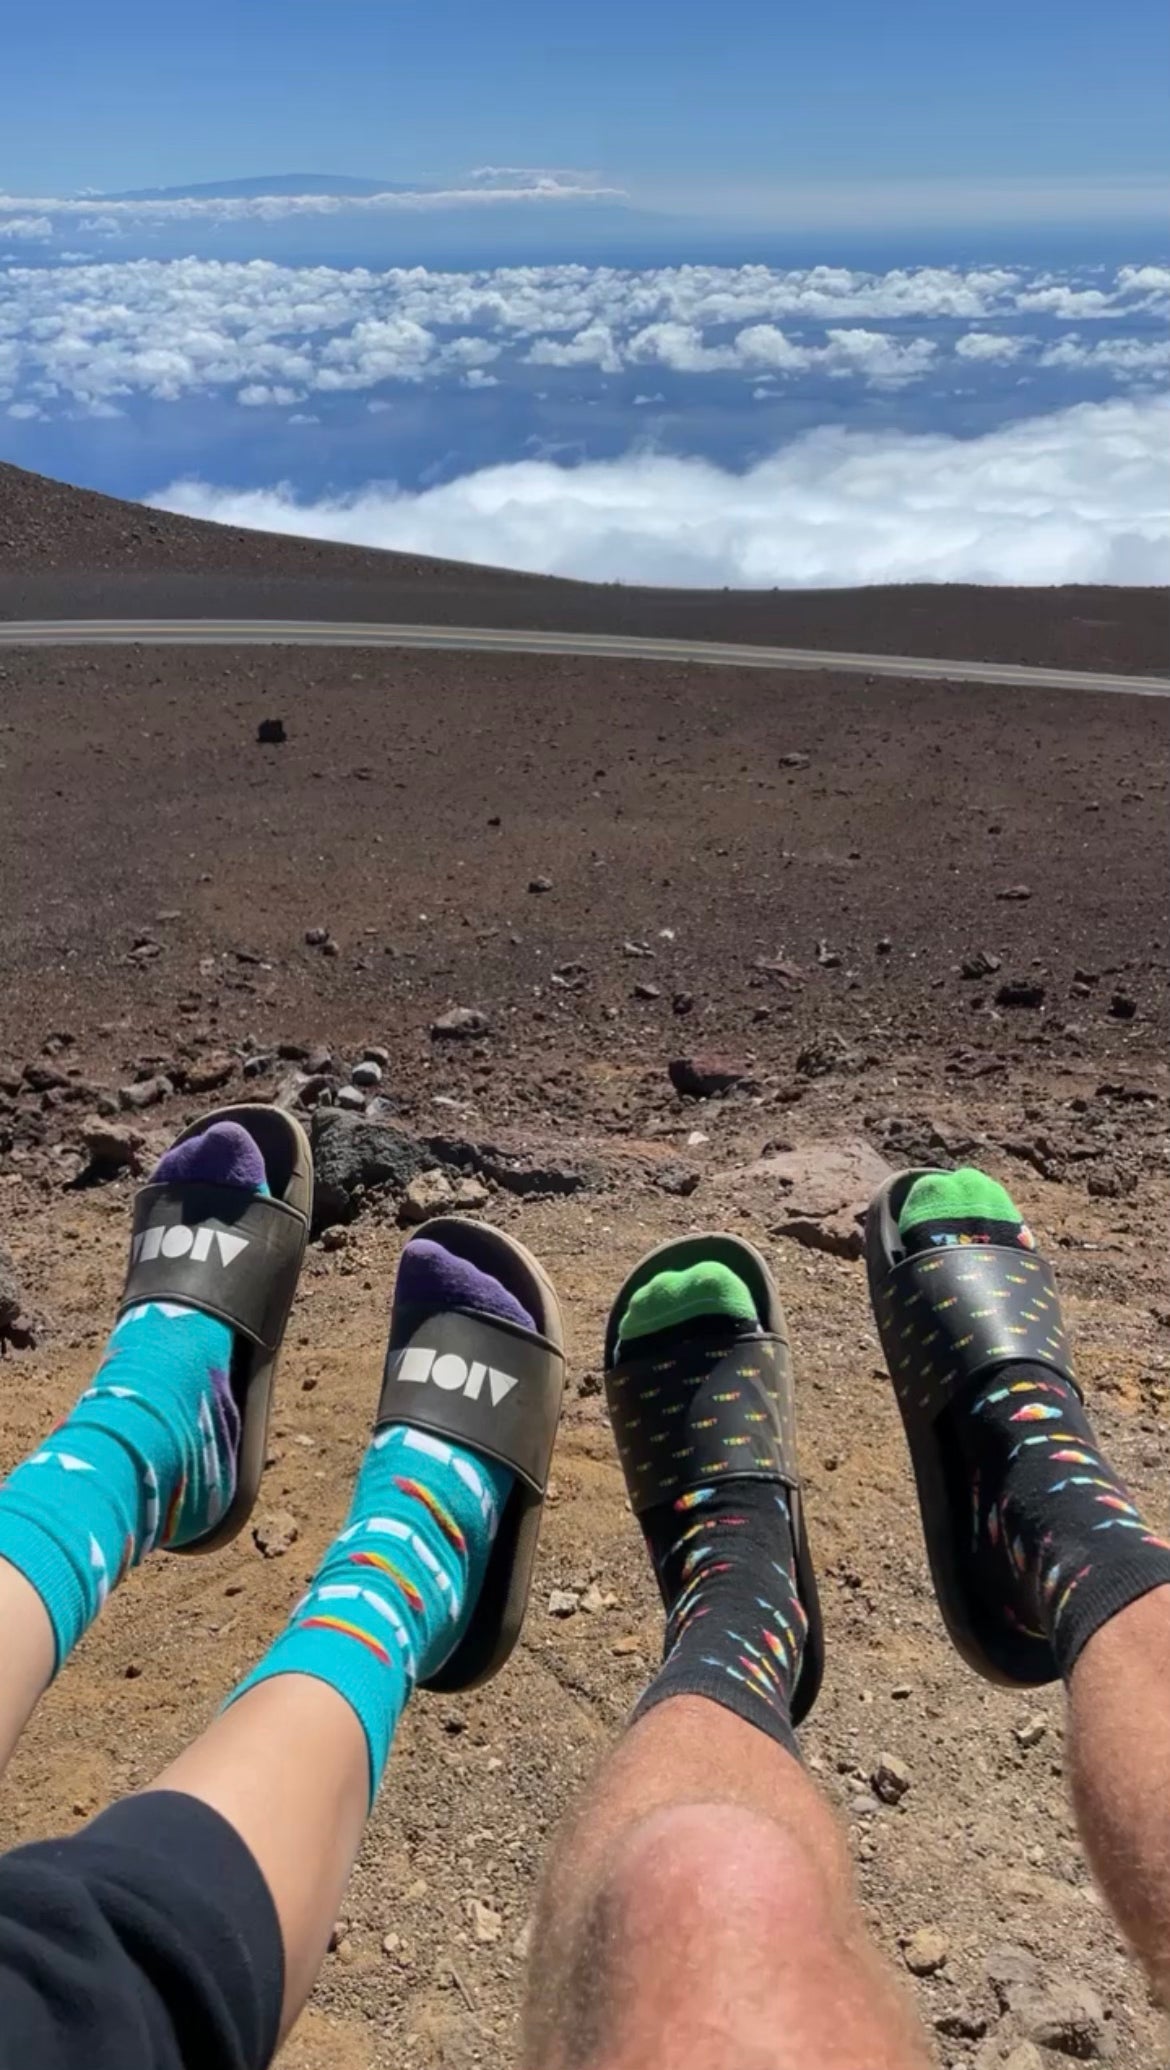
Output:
top-left (351, 1059), bottom-right (383, 1088)
top-left (256, 718), bottom-right (286, 744)
top-left (996, 981), bottom-right (1046, 1010)
top-left (183, 1052), bottom-right (237, 1094)
top-left (871, 1753), bottom-right (912, 1805)
top-left (903, 1925), bottom-right (949, 1976)
top-left (431, 1007), bottom-right (491, 1040)
top-left (253, 1510), bottom-right (299, 1558)
top-left (467, 1898), bottom-right (503, 1944)
top-left (548, 1589), bottom-right (579, 1618)
top-left (119, 1075), bottom-right (172, 1111)
top-left (79, 1120), bottom-right (146, 1179)
top-left (669, 1054), bottom-right (753, 1098)
top-left (400, 1168), bottom-right (456, 1225)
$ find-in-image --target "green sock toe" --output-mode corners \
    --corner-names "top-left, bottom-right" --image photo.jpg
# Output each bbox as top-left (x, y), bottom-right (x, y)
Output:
top-left (618, 1260), bottom-right (758, 1348)
top-left (899, 1167), bottom-right (1023, 1235)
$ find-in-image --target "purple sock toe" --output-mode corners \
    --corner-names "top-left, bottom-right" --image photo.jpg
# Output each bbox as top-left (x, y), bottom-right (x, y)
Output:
top-left (396, 1238), bottom-right (536, 1332)
top-left (152, 1119), bottom-right (267, 1193)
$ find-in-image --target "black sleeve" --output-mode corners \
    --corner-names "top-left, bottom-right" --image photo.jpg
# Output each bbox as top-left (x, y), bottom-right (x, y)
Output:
top-left (0, 1791), bottom-right (284, 2070)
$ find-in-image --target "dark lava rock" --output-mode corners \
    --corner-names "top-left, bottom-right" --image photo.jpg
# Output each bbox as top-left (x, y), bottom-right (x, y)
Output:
top-left (257, 718), bottom-right (286, 744)
top-left (669, 1054), bottom-right (752, 1098)
top-left (654, 1164), bottom-right (701, 1196)
top-left (960, 949), bottom-right (1002, 980)
top-left (1109, 991), bottom-right (1137, 1020)
top-left (996, 980), bottom-right (1046, 1009)
top-left (308, 1109), bottom-right (430, 1229)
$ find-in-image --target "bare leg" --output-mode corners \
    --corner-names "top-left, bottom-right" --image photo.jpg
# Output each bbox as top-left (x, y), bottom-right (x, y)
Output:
top-left (150, 1676), bottom-right (369, 2040)
top-left (1066, 1583), bottom-right (1170, 2004)
top-left (0, 1559), bottom-right (55, 1775)
top-left (524, 1694), bottom-right (931, 2070)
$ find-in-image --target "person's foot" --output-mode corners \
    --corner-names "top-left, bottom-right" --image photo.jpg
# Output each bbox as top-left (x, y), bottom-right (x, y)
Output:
top-left (608, 1252), bottom-right (812, 1756)
top-left (231, 1237), bottom-right (526, 1802)
top-left (897, 1168), bottom-right (1170, 1677)
top-left (0, 1121), bottom-right (267, 1668)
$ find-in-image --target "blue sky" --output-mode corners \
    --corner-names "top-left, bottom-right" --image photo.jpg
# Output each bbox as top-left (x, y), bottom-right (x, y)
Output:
top-left (1, 2), bottom-right (1166, 589)
top-left (3, 0), bottom-right (1167, 215)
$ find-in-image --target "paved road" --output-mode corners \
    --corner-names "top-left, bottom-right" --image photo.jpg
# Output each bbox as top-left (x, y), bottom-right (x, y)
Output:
top-left (1, 619), bottom-right (1167, 695)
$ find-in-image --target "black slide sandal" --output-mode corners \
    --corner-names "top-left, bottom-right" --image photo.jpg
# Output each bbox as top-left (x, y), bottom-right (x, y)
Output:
top-left (377, 1215), bottom-right (567, 1693)
top-left (866, 1168), bottom-right (1081, 1687)
top-left (116, 1103), bottom-right (314, 1554)
top-left (602, 1233), bottom-right (824, 1727)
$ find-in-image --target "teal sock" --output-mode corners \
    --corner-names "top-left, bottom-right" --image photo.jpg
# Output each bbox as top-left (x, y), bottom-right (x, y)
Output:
top-left (0, 1122), bottom-right (266, 1670)
top-left (230, 1242), bottom-right (524, 1803)
top-left (231, 1424), bottom-right (513, 1803)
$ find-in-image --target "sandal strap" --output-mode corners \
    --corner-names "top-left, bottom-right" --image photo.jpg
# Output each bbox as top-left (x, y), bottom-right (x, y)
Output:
top-left (606, 1330), bottom-right (798, 1515)
top-left (119, 1182), bottom-right (307, 1350)
top-left (378, 1305), bottom-right (564, 1495)
top-left (874, 1245), bottom-right (1078, 1421)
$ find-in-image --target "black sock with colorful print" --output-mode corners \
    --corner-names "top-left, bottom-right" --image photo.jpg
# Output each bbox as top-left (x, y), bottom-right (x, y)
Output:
top-left (901, 1170), bottom-right (1170, 1679)
top-left (616, 1265), bottom-right (805, 1757)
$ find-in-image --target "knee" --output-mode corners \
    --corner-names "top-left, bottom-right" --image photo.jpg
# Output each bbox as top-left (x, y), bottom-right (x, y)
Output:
top-left (601, 1800), bottom-right (837, 1949)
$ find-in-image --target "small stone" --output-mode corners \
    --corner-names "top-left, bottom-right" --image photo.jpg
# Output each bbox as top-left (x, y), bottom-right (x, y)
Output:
top-left (352, 1059), bottom-right (383, 1087)
top-left (363, 1045), bottom-right (390, 1066)
top-left (996, 883), bottom-right (1032, 901)
top-left (467, 1898), bottom-right (503, 1944)
top-left (328, 1919), bottom-right (348, 1952)
top-left (257, 718), bottom-right (286, 744)
top-left (183, 1052), bottom-right (236, 1094)
top-left (431, 1007), bottom-right (490, 1040)
top-left (336, 1086), bottom-right (366, 1111)
top-left (778, 751), bottom-right (810, 769)
top-left (903, 1925), bottom-right (949, 1976)
top-left (672, 990), bottom-right (695, 1014)
top-left (334, 1937), bottom-right (356, 1965)
top-left (548, 1589), bottom-right (579, 1618)
top-left (321, 936), bottom-right (341, 959)
top-left (80, 1120), bottom-right (145, 1177)
top-left (118, 1075), bottom-right (172, 1111)
top-left (304, 927), bottom-right (329, 946)
top-left (399, 1168), bottom-right (456, 1225)
top-left (611, 1635), bottom-right (641, 1656)
top-left (528, 875), bottom-right (554, 893)
top-left (1017, 1981), bottom-right (1112, 2058)
top-left (815, 938), bottom-right (842, 968)
top-left (382, 1932), bottom-right (401, 1957)
top-left (633, 980), bottom-right (661, 1001)
top-left (655, 1163), bottom-right (701, 1196)
top-left (871, 1753), bottom-right (912, 1805)
top-left (996, 980), bottom-right (1046, 1009)
top-left (512, 1916), bottom-right (534, 1962)
top-left (578, 1583), bottom-right (608, 1615)
top-left (123, 1660), bottom-right (144, 1680)
top-left (876, 936), bottom-right (893, 955)
top-left (1014, 1715), bottom-right (1048, 1748)
top-left (253, 1509), bottom-right (299, 1558)
top-left (452, 1176), bottom-right (490, 1211)
top-left (669, 1054), bottom-right (751, 1098)
top-left (891, 1682), bottom-right (913, 1700)
top-left (961, 949), bottom-right (1002, 980)
top-left (1109, 991), bottom-right (1137, 1020)
top-left (320, 1224), bottom-right (350, 1252)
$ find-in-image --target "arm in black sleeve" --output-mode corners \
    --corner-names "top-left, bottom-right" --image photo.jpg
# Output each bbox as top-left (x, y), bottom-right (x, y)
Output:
top-left (0, 1791), bottom-right (283, 2070)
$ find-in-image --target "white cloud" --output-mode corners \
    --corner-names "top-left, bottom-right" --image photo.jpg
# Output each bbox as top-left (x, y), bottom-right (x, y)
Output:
top-left (0, 216), bottom-right (52, 241)
top-left (0, 255), bottom-right (1164, 416)
top-left (7, 399), bottom-right (44, 418)
top-left (152, 394), bottom-right (1169, 589)
top-left (954, 332), bottom-right (1029, 362)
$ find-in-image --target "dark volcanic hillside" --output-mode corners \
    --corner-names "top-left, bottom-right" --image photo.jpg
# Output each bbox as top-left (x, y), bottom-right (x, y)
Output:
top-left (1, 460), bottom-right (1165, 674)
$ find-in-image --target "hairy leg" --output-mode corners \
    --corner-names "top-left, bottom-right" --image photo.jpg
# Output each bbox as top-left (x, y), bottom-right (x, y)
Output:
top-left (525, 1696), bottom-right (931, 2070)
top-left (1066, 1583), bottom-right (1170, 2004)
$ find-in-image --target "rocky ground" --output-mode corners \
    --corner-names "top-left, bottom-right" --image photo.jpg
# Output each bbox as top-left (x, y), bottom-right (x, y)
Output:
top-left (0, 604), bottom-right (1167, 2067)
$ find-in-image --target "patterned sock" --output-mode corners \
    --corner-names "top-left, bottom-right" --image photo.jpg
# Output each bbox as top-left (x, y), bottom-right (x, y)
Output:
top-left (618, 1263), bottom-right (806, 1757)
top-left (901, 1169), bottom-right (1170, 1677)
top-left (0, 1122), bottom-right (263, 1670)
top-left (230, 1240), bottom-right (522, 1803)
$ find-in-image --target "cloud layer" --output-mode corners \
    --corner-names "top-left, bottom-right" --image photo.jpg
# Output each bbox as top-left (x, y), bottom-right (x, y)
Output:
top-left (1, 256), bottom-right (1167, 415)
top-left (153, 393), bottom-right (1169, 588)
